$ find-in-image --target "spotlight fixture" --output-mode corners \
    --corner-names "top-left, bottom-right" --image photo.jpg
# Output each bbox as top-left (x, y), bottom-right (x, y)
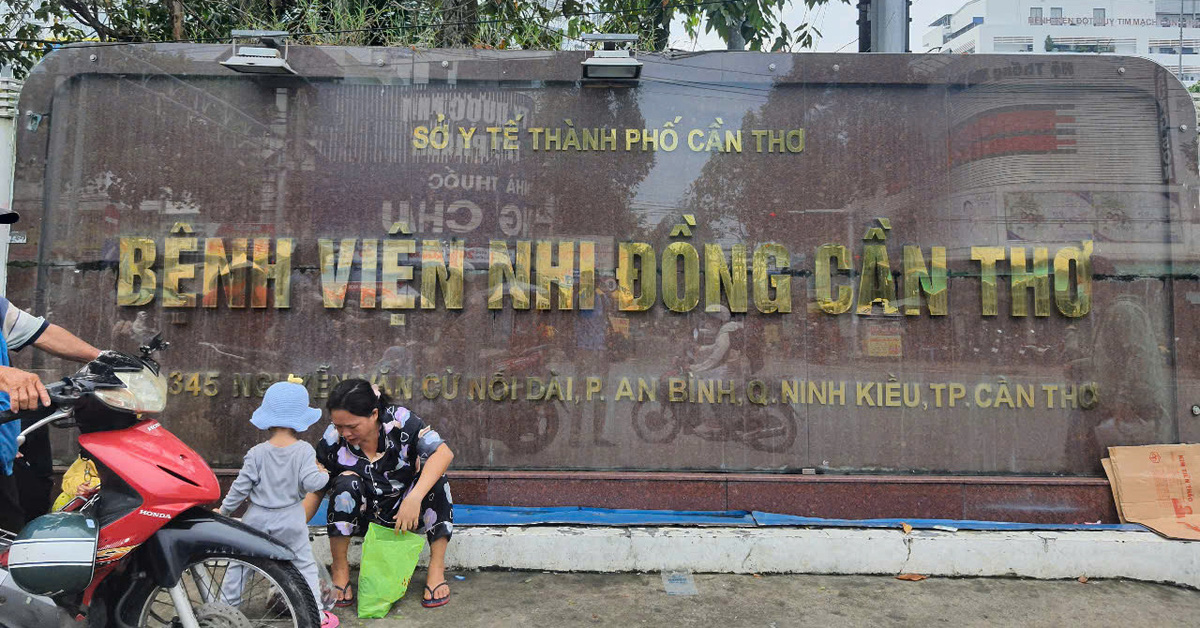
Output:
top-left (581, 33), bottom-right (642, 82)
top-left (221, 30), bottom-right (296, 75)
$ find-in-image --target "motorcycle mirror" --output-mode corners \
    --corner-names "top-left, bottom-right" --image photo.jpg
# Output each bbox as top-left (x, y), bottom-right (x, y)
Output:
top-left (139, 333), bottom-right (169, 357)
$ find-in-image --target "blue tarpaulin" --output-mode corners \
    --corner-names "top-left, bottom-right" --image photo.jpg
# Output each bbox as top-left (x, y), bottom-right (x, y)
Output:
top-left (307, 499), bottom-right (1146, 532)
top-left (749, 511), bottom-right (1144, 532)
top-left (454, 506), bottom-right (758, 527)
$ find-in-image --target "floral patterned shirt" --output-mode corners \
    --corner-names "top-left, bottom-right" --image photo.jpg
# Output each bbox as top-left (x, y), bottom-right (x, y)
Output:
top-left (316, 405), bottom-right (446, 526)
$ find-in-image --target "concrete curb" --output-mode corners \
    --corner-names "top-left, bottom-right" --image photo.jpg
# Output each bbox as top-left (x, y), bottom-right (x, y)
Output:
top-left (310, 526), bottom-right (1200, 588)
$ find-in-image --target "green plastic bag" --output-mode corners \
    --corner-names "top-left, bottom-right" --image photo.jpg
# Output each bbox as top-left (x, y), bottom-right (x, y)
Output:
top-left (357, 523), bottom-right (425, 618)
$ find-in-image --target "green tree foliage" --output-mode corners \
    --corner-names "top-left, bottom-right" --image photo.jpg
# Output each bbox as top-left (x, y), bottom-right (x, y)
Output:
top-left (0, 0), bottom-right (848, 78)
top-left (1, 1), bottom-right (88, 77)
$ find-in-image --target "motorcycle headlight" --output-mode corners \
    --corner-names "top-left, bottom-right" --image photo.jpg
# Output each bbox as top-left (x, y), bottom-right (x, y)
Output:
top-left (93, 368), bottom-right (168, 414)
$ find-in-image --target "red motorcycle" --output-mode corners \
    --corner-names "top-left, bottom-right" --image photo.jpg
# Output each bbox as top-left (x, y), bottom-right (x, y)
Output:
top-left (488, 344), bottom-right (561, 454)
top-left (630, 353), bottom-right (797, 453)
top-left (0, 337), bottom-right (319, 628)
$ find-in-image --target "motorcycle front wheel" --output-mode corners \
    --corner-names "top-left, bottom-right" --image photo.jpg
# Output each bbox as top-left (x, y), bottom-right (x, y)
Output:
top-left (133, 555), bottom-right (319, 628)
top-left (741, 405), bottom-right (798, 453)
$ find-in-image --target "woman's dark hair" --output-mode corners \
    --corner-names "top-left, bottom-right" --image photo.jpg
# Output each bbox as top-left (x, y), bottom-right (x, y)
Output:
top-left (327, 378), bottom-right (392, 418)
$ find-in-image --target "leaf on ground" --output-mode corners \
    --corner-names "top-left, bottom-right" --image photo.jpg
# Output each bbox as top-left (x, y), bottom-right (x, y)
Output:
top-left (1078, 576), bottom-right (1089, 583)
top-left (901, 522), bottom-right (913, 534)
top-left (895, 573), bottom-right (928, 581)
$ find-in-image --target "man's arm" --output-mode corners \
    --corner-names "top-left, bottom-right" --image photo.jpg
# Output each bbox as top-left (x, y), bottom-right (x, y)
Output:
top-left (689, 333), bottom-right (730, 373)
top-left (0, 298), bottom-right (99, 411)
top-left (31, 324), bottom-right (100, 363)
top-left (0, 325), bottom-right (99, 412)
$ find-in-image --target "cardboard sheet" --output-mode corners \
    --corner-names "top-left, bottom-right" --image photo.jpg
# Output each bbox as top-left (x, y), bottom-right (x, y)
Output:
top-left (1103, 444), bottom-right (1200, 540)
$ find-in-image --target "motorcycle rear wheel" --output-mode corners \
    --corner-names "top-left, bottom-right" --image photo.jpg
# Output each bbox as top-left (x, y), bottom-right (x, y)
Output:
top-left (133, 555), bottom-right (319, 628)
top-left (503, 404), bottom-right (561, 454)
top-left (631, 400), bottom-right (681, 444)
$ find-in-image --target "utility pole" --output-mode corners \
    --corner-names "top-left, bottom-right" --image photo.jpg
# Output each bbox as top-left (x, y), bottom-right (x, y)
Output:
top-left (858, 0), bottom-right (911, 53)
top-left (0, 78), bottom-right (20, 294)
top-left (858, 1), bottom-right (872, 52)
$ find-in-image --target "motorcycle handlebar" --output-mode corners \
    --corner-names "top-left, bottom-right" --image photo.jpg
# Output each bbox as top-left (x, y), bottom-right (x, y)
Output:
top-left (0, 380), bottom-right (69, 425)
top-left (0, 404), bottom-right (56, 426)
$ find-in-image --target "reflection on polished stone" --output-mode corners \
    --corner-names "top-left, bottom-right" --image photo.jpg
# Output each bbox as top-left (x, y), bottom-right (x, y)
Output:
top-left (9, 47), bottom-right (1195, 478)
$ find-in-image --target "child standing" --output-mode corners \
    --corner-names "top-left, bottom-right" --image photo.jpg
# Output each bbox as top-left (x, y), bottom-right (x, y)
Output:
top-left (218, 379), bottom-right (337, 628)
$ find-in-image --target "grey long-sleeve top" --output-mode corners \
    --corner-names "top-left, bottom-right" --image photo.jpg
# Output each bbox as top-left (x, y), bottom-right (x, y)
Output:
top-left (219, 441), bottom-right (330, 515)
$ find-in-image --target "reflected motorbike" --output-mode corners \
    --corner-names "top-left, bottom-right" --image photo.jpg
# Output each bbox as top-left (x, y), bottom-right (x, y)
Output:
top-left (486, 344), bottom-right (562, 455)
top-left (630, 353), bottom-right (797, 453)
top-left (0, 336), bottom-right (319, 628)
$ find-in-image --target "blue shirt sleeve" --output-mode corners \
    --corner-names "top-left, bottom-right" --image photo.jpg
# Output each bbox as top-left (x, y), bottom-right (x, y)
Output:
top-left (0, 422), bottom-right (16, 475)
top-left (0, 298), bottom-right (17, 473)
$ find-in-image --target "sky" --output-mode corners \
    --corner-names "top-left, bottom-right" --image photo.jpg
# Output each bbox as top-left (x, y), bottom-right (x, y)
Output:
top-left (668, 0), bottom-right (967, 52)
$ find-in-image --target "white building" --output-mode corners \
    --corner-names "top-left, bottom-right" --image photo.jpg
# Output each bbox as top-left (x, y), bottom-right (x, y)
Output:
top-left (924, 0), bottom-right (1200, 82)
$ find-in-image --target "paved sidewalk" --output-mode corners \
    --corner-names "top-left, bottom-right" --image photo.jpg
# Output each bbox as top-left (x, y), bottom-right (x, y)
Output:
top-left (330, 569), bottom-right (1200, 627)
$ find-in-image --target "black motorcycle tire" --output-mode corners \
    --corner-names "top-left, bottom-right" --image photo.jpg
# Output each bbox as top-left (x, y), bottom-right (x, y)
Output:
top-left (631, 400), bottom-right (681, 444)
top-left (127, 554), bottom-right (319, 628)
top-left (742, 405), bottom-right (798, 453)
top-left (503, 403), bottom-right (561, 454)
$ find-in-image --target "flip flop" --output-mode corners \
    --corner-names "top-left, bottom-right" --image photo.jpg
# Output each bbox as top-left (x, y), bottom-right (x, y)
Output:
top-left (333, 583), bottom-right (355, 608)
top-left (421, 582), bottom-right (450, 608)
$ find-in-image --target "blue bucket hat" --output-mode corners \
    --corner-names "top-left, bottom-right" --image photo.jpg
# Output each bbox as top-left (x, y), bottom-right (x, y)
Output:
top-left (251, 381), bottom-right (322, 432)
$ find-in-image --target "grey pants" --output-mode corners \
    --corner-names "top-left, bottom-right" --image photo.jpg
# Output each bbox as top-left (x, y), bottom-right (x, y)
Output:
top-left (220, 502), bottom-right (321, 610)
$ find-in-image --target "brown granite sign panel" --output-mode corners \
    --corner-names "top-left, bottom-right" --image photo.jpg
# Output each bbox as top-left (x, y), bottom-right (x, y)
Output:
top-left (10, 47), bottom-right (1198, 479)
